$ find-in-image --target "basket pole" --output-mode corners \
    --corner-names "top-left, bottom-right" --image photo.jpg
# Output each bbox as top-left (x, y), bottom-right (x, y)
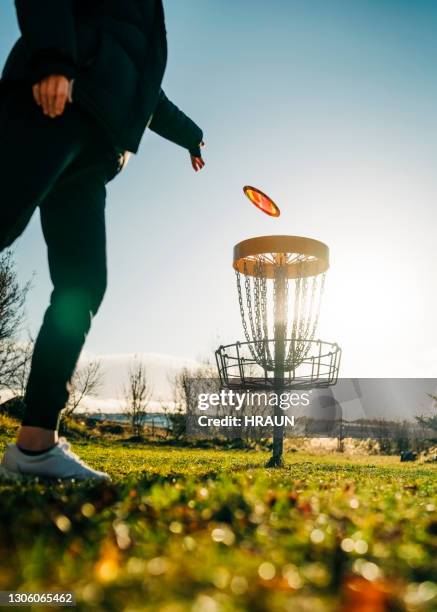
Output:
top-left (267, 263), bottom-right (287, 467)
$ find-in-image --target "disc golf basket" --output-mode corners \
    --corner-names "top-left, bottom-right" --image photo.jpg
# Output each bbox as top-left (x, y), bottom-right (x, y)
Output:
top-left (215, 235), bottom-right (341, 466)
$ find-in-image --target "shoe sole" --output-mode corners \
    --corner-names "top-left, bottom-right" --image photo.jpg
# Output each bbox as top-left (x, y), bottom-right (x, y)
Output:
top-left (0, 464), bottom-right (110, 483)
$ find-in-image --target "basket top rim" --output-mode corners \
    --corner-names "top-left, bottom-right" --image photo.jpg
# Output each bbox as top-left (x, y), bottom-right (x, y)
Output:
top-left (233, 235), bottom-right (329, 278)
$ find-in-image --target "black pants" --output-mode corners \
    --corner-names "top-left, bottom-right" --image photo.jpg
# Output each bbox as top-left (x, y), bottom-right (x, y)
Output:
top-left (0, 88), bottom-right (120, 430)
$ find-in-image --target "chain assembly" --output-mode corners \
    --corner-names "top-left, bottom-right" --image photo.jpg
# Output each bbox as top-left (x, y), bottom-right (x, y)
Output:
top-left (235, 251), bottom-right (327, 371)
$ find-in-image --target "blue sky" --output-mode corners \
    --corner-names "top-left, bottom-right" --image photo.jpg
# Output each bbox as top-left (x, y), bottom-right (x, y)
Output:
top-left (2, 0), bottom-right (437, 377)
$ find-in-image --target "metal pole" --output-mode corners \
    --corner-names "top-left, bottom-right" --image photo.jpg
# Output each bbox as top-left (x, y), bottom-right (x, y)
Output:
top-left (267, 262), bottom-right (286, 467)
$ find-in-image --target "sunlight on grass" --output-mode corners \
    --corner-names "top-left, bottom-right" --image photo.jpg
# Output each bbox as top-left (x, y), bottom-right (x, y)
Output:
top-left (0, 437), bottom-right (436, 611)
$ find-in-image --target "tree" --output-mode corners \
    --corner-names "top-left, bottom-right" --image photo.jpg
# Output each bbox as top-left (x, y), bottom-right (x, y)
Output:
top-left (416, 394), bottom-right (437, 435)
top-left (167, 363), bottom-right (218, 440)
top-left (64, 359), bottom-right (104, 417)
top-left (0, 252), bottom-right (32, 392)
top-left (123, 357), bottom-right (152, 438)
top-left (167, 367), bottom-right (191, 440)
top-left (12, 338), bottom-right (34, 397)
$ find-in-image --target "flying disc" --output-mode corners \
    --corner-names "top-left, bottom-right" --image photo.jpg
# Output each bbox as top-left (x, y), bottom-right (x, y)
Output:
top-left (243, 186), bottom-right (280, 217)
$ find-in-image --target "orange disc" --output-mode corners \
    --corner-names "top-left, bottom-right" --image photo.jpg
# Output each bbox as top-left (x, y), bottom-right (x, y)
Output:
top-left (243, 186), bottom-right (280, 217)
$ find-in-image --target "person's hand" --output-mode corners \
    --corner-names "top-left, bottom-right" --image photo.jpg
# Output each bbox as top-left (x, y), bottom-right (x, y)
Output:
top-left (32, 75), bottom-right (71, 118)
top-left (191, 141), bottom-right (206, 172)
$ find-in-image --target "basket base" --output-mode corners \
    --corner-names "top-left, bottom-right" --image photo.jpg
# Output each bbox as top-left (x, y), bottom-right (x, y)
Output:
top-left (215, 338), bottom-right (341, 392)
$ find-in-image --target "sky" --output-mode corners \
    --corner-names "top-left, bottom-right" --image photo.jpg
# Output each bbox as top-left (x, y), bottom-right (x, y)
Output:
top-left (2, 0), bottom-right (437, 386)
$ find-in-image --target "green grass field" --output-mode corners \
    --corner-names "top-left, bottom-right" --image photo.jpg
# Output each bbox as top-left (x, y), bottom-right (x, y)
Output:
top-left (1, 436), bottom-right (437, 611)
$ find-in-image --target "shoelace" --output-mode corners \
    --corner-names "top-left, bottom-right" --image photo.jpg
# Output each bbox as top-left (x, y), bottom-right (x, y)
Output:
top-left (57, 438), bottom-right (88, 467)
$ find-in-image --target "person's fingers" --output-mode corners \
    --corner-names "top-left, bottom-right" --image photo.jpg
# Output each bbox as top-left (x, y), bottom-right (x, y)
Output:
top-left (33, 76), bottom-right (71, 117)
top-left (47, 77), bottom-right (59, 116)
top-left (40, 79), bottom-right (50, 116)
top-left (191, 156), bottom-right (205, 172)
top-left (54, 79), bottom-right (68, 116)
top-left (45, 78), bottom-right (53, 116)
top-left (55, 91), bottom-right (68, 117)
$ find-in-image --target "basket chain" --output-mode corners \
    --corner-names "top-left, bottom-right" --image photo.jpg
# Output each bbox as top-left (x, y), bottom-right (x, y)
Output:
top-left (236, 254), bottom-right (327, 372)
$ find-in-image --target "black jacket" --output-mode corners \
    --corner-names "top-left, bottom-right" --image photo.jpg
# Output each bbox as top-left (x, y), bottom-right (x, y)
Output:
top-left (1, 0), bottom-right (203, 154)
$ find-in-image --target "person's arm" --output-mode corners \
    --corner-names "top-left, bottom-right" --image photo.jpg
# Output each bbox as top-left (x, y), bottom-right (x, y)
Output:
top-left (15, 0), bottom-right (77, 84)
top-left (149, 90), bottom-right (205, 170)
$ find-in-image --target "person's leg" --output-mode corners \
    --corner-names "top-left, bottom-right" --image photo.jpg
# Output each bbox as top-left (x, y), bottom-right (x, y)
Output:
top-left (0, 88), bottom-right (95, 252)
top-left (18, 152), bottom-right (111, 447)
top-left (0, 90), bottom-right (118, 478)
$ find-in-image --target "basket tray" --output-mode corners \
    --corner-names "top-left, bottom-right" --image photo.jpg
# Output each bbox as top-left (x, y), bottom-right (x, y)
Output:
top-left (215, 338), bottom-right (341, 391)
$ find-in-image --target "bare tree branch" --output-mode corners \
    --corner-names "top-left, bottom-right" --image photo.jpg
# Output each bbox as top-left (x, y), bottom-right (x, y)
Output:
top-left (64, 359), bottom-right (104, 416)
top-left (123, 356), bottom-right (152, 437)
top-left (0, 252), bottom-right (32, 392)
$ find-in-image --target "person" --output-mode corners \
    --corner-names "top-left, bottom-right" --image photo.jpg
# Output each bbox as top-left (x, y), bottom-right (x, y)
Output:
top-left (0, 0), bottom-right (205, 481)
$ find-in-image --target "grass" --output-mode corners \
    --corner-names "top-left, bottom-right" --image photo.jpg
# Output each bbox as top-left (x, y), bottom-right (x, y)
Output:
top-left (0, 435), bottom-right (437, 611)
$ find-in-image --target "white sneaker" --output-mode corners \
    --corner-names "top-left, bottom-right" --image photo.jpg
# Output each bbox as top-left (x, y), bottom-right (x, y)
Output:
top-left (0, 437), bottom-right (110, 482)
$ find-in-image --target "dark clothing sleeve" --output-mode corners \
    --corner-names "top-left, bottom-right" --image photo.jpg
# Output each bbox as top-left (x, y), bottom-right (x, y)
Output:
top-left (149, 90), bottom-right (203, 156)
top-left (14, 0), bottom-right (77, 83)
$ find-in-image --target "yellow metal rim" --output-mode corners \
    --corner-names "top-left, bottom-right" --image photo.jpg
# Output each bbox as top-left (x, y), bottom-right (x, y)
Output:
top-left (233, 235), bottom-right (329, 279)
